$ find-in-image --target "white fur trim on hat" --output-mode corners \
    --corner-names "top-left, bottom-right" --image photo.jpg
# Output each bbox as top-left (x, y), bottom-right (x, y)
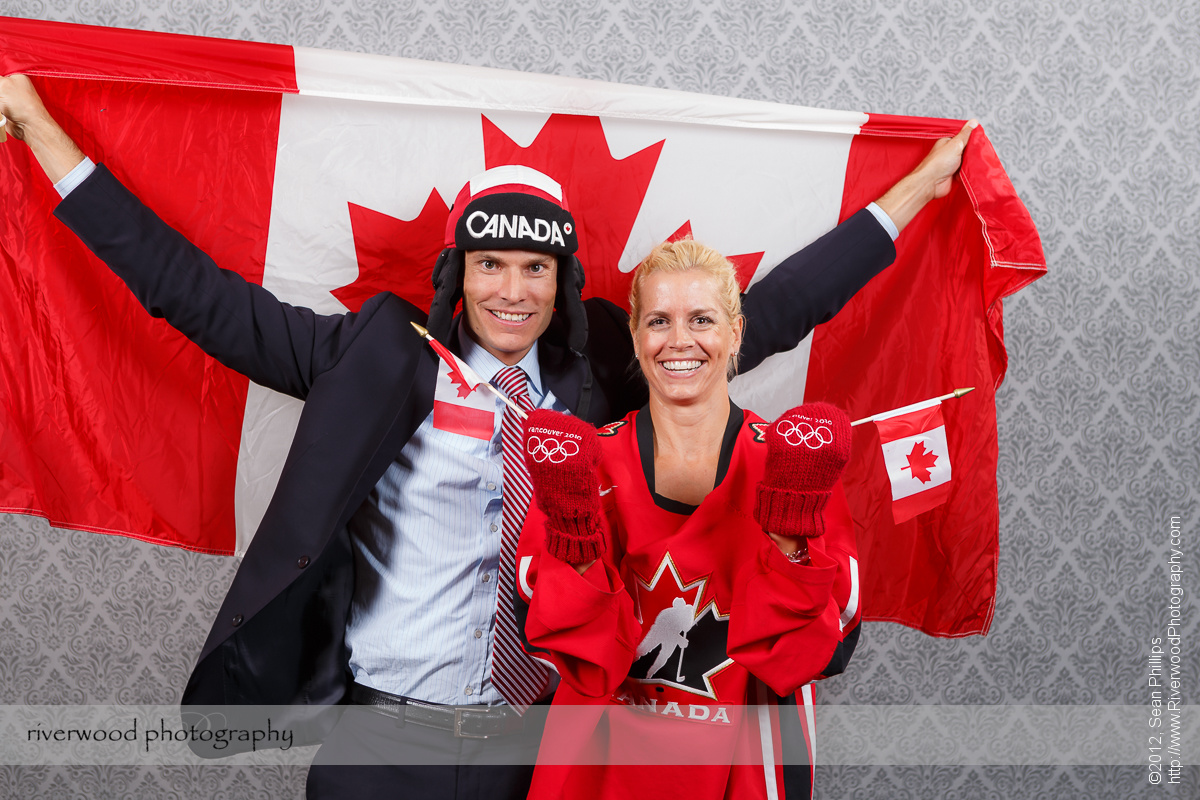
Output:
top-left (468, 165), bottom-right (563, 202)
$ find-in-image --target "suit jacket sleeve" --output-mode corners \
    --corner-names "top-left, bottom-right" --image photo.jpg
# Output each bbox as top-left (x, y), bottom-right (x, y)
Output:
top-left (739, 208), bottom-right (896, 373)
top-left (53, 164), bottom-right (378, 400)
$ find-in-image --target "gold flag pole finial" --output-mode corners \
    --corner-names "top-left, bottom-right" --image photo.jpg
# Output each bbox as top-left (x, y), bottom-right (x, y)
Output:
top-left (411, 321), bottom-right (528, 419)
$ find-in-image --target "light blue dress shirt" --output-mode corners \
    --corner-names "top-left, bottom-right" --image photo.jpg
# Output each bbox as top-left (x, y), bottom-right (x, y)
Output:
top-left (345, 323), bottom-right (566, 705)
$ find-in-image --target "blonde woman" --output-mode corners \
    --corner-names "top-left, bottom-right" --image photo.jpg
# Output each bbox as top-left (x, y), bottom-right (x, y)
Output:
top-left (515, 239), bottom-right (859, 800)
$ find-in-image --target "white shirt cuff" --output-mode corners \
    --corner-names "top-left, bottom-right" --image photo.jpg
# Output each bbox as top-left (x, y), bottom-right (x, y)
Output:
top-left (54, 157), bottom-right (96, 198)
top-left (866, 202), bottom-right (899, 242)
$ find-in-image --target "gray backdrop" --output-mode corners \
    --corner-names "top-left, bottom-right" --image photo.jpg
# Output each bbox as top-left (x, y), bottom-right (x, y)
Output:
top-left (2, 0), bottom-right (1196, 797)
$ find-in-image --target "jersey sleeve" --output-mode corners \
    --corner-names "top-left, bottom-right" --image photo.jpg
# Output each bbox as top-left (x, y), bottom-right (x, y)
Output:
top-left (816, 484), bottom-right (862, 678)
top-left (725, 483), bottom-right (859, 697)
top-left (514, 501), bottom-right (641, 698)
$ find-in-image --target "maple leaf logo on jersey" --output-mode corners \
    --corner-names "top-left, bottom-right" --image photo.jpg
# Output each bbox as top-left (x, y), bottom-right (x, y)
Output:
top-left (628, 553), bottom-right (733, 700)
top-left (902, 440), bottom-right (939, 483)
top-left (597, 420), bottom-right (628, 437)
top-left (331, 114), bottom-right (766, 313)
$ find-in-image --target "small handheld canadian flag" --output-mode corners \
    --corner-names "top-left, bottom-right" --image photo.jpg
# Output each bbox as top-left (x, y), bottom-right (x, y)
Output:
top-left (411, 322), bottom-right (528, 440)
top-left (855, 390), bottom-right (971, 523)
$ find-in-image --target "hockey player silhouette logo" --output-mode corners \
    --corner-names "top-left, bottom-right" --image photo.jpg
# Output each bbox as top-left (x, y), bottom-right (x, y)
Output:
top-left (629, 553), bottom-right (733, 698)
top-left (636, 598), bottom-right (696, 683)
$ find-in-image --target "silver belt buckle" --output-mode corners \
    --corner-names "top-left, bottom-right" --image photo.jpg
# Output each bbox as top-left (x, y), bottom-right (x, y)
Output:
top-left (453, 708), bottom-right (491, 739)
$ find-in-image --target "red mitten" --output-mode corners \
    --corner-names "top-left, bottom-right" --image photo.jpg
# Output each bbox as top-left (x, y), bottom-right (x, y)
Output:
top-left (754, 402), bottom-right (852, 539)
top-left (523, 409), bottom-right (604, 565)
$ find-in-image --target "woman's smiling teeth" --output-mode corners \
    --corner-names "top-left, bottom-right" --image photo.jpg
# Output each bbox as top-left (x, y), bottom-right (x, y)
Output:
top-left (661, 360), bottom-right (703, 372)
top-left (491, 310), bottom-right (532, 322)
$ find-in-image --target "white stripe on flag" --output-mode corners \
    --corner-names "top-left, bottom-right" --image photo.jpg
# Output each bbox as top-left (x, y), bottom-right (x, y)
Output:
top-left (292, 47), bottom-right (867, 135)
top-left (234, 387), bottom-right (303, 556)
top-left (235, 50), bottom-right (864, 552)
top-left (728, 335), bottom-right (812, 421)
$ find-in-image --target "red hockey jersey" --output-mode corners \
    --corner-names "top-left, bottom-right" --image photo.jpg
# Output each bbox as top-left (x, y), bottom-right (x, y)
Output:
top-left (515, 405), bottom-right (862, 800)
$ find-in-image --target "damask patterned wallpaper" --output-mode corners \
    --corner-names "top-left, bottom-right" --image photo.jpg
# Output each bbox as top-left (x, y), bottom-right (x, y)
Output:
top-left (2, 0), bottom-right (1196, 797)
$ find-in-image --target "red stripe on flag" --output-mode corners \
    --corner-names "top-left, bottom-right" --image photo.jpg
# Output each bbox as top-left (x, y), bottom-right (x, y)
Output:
top-left (0, 16), bottom-right (298, 93)
top-left (891, 479), bottom-right (953, 525)
top-left (433, 400), bottom-right (495, 441)
top-left (805, 113), bottom-right (1043, 637)
top-left (0, 65), bottom-right (285, 553)
top-left (874, 403), bottom-right (945, 442)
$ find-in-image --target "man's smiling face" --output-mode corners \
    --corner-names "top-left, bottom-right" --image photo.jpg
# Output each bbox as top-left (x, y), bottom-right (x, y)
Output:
top-left (461, 249), bottom-right (558, 365)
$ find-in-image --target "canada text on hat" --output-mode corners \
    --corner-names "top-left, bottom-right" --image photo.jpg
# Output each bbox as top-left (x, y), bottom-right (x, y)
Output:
top-left (445, 165), bottom-right (578, 256)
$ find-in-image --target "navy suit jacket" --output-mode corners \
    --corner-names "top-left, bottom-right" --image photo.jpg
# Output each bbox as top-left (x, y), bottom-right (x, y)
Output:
top-left (55, 164), bottom-right (894, 717)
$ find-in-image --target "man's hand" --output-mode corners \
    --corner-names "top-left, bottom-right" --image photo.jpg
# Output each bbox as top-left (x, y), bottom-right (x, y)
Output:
top-left (875, 120), bottom-right (978, 234)
top-left (0, 73), bottom-right (48, 143)
top-left (0, 73), bottom-right (86, 183)
top-left (523, 410), bottom-right (605, 570)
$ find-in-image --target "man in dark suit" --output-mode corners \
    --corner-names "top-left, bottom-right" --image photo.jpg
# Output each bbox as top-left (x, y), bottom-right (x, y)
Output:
top-left (1, 73), bottom-right (972, 798)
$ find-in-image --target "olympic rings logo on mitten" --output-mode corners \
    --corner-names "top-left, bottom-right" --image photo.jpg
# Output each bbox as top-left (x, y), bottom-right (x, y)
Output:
top-left (775, 418), bottom-right (834, 449)
top-left (526, 434), bottom-right (581, 463)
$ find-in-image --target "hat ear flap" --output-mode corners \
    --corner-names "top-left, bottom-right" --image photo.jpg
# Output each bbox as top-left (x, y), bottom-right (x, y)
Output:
top-left (427, 248), bottom-right (464, 341)
top-left (557, 254), bottom-right (589, 353)
top-left (570, 254), bottom-right (585, 296)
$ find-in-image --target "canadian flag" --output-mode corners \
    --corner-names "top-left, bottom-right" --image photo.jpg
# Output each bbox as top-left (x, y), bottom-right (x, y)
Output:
top-left (874, 399), bottom-right (953, 524)
top-left (431, 348), bottom-right (494, 441)
top-left (0, 18), bottom-right (1044, 635)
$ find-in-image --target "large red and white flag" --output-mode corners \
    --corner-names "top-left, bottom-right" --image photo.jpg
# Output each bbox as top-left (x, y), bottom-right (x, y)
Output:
top-left (0, 18), bottom-right (1044, 636)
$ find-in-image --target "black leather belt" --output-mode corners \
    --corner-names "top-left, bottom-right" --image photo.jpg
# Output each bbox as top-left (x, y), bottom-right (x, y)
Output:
top-left (349, 683), bottom-right (525, 739)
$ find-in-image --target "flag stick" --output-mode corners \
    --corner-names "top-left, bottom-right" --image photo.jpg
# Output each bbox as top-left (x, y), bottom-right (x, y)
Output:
top-left (850, 387), bottom-right (975, 427)
top-left (410, 322), bottom-right (529, 420)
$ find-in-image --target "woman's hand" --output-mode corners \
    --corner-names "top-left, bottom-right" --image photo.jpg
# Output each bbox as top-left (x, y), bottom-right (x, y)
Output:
top-left (523, 410), bottom-right (605, 568)
top-left (754, 402), bottom-right (852, 558)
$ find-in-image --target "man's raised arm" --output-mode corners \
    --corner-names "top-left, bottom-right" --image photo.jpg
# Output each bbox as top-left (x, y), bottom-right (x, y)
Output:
top-left (1, 72), bottom-right (406, 401)
top-left (739, 121), bottom-right (977, 372)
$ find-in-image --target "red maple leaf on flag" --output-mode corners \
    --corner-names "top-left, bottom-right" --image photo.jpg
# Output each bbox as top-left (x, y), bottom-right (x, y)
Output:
top-left (447, 369), bottom-right (474, 399)
top-left (332, 114), bottom-right (765, 313)
top-left (482, 114), bottom-right (663, 305)
top-left (332, 190), bottom-right (448, 313)
top-left (666, 221), bottom-right (764, 291)
top-left (902, 440), bottom-right (939, 483)
top-left (427, 338), bottom-right (477, 400)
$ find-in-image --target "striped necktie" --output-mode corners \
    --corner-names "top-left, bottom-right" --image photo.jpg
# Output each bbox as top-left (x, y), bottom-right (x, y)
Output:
top-left (490, 365), bottom-right (551, 711)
